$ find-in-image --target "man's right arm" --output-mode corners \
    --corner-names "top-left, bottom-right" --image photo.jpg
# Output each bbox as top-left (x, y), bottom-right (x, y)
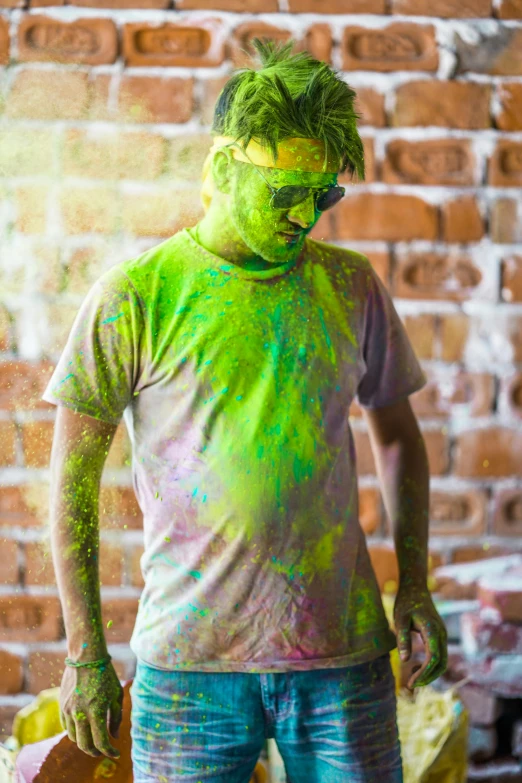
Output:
top-left (49, 405), bottom-right (123, 758)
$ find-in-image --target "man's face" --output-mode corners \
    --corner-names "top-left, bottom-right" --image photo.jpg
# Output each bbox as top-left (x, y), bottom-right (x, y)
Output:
top-left (228, 159), bottom-right (338, 266)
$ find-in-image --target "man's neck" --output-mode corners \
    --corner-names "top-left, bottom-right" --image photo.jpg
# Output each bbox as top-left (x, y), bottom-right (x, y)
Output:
top-left (193, 215), bottom-right (280, 272)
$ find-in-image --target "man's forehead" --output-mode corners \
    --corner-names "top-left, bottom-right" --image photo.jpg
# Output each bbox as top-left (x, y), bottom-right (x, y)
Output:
top-left (259, 165), bottom-right (338, 186)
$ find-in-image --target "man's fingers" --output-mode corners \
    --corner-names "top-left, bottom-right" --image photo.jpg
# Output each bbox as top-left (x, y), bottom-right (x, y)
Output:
top-left (64, 714), bottom-right (77, 744)
top-left (91, 716), bottom-right (121, 759)
top-left (74, 714), bottom-right (100, 757)
top-left (395, 616), bottom-right (412, 661)
top-left (109, 696), bottom-right (123, 739)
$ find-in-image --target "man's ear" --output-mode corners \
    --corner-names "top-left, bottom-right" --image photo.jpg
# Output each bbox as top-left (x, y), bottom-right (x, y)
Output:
top-left (211, 149), bottom-right (234, 195)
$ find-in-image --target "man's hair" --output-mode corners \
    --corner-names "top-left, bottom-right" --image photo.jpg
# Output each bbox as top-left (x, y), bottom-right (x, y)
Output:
top-left (211, 39), bottom-right (365, 180)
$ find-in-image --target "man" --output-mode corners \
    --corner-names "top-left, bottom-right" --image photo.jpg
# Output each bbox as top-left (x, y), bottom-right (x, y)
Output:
top-left (46, 41), bottom-right (447, 783)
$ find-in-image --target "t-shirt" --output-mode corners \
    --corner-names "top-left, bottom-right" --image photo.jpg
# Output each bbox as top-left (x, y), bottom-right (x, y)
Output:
top-left (42, 228), bottom-right (427, 673)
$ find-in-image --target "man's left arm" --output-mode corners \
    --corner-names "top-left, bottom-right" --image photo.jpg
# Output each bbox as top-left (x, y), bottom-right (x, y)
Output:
top-left (362, 396), bottom-right (448, 689)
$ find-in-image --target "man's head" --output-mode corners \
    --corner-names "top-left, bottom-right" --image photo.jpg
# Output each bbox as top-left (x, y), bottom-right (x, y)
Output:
top-left (202, 40), bottom-right (365, 266)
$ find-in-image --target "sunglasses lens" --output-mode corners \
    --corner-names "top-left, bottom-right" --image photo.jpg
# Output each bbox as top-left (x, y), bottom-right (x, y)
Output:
top-left (272, 186), bottom-right (310, 210)
top-left (315, 187), bottom-right (345, 211)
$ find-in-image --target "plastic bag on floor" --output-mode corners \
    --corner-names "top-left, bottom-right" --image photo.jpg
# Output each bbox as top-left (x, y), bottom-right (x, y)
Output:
top-left (398, 685), bottom-right (468, 783)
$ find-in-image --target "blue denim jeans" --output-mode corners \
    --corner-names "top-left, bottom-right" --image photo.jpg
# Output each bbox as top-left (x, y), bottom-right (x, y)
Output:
top-left (130, 653), bottom-right (403, 783)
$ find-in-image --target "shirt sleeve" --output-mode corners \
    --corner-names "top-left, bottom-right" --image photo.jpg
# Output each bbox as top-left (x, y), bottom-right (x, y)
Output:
top-left (355, 263), bottom-right (427, 409)
top-left (42, 265), bottom-right (145, 425)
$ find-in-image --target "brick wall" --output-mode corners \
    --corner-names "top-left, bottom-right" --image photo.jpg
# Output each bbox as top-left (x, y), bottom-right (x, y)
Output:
top-left (0, 0), bottom-right (522, 734)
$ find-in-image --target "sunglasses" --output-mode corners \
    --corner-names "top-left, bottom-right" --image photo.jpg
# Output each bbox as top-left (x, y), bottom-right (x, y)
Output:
top-left (228, 143), bottom-right (345, 212)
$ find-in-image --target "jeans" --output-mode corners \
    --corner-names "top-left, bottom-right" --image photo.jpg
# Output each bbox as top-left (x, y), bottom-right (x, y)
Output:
top-left (130, 653), bottom-right (403, 782)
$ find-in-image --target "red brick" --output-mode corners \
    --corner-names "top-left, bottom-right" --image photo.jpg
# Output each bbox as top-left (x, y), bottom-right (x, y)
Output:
top-left (497, 83), bottom-right (522, 130)
top-left (355, 88), bottom-right (386, 127)
top-left (365, 251), bottom-right (390, 287)
top-left (338, 137), bottom-right (376, 185)
top-left (308, 212), bottom-right (335, 243)
top-left (461, 611), bottom-right (522, 659)
top-left (70, 0), bottom-right (168, 6)
top-left (353, 429), bottom-right (376, 476)
top-left (122, 186), bottom-right (202, 237)
top-left (393, 252), bottom-right (483, 301)
top-left (454, 428), bottom-right (522, 478)
top-left (439, 313), bottom-right (470, 362)
top-left (61, 245), bottom-right (106, 296)
top-left (0, 595), bottom-right (61, 642)
top-left (0, 538), bottom-right (19, 584)
top-left (5, 69), bottom-right (90, 121)
top-left (503, 372), bottom-right (522, 420)
top-left (410, 370), bottom-right (493, 417)
top-left (18, 16), bottom-right (117, 66)
top-left (25, 538), bottom-right (124, 586)
top-left (354, 428), bottom-right (449, 476)
top-left (24, 540), bottom-right (54, 586)
top-left (229, 22), bottom-right (291, 68)
top-left (403, 314), bottom-right (437, 360)
top-left (451, 545), bottom-right (513, 565)
top-left (493, 487), bottom-right (522, 537)
top-left (27, 650), bottom-right (64, 694)
top-left (0, 306), bottom-right (13, 352)
top-left (177, 0), bottom-right (276, 8)
top-left (433, 550), bottom-right (516, 598)
top-left (118, 76), bottom-right (193, 124)
top-left (343, 23), bottom-right (438, 72)
top-left (335, 193), bottom-right (438, 242)
top-left (87, 73), bottom-right (112, 121)
top-left (456, 27), bottom-right (522, 76)
top-left (0, 16), bottom-right (9, 65)
top-left (428, 489), bottom-right (487, 536)
top-left (167, 133), bottom-right (212, 181)
top-left (393, 81), bottom-right (492, 129)
top-left (423, 430), bottom-right (450, 475)
top-left (441, 196), bottom-right (485, 243)
top-left (60, 185), bottom-right (118, 236)
top-left (99, 487), bottom-right (143, 530)
top-left (0, 128), bottom-right (54, 178)
top-left (102, 598), bottom-right (139, 643)
top-left (0, 486), bottom-right (44, 529)
top-left (129, 544), bottom-right (144, 588)
top-left (14, 185), bottom-right (48, 234)
top-left (478, 575), bottom-right (522, 624)
top-left (368, 544), bottom-right (399, 592)
top-left (489, 141), bottom-right (522, 187)
top-left (0, 650), bottom-right (23, 695)
top-left (62, 128), bottom-right (166, 181)
top-left (392, 0), bottom-right (492, 15)
top-left (105, 423), bottom-right (132, 469)
top-left (498, 0), bottom-right (522, 16)
top-left (359, 486), bottom-right (382, 536)
top-left (491, 198), bottom-right (522, 243)
top-left (301, 24), bottom-right (333, 64)
top-left (123, 20), bottom-right (225, 68)
top-left (289, 0), bottom-right (385, 10)
top-left (21, 419), bottom-right (54, 468)
top-left (0, 705), bottom-right (20, 742)
top-left (0, 421), bottom-right (16, 467)
top-left (199, 76), bottom-right (228, 126)
top-left (459, 684), bottom-right (502, 726)
top-left (383, 138), bottom-right (475, 186)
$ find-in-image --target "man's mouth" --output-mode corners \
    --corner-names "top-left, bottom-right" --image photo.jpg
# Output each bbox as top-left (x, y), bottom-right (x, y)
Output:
top-left (278, 231), bottom-right (303, 243)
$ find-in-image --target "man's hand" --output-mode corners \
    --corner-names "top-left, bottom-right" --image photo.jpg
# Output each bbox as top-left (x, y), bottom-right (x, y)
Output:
top-left (59, 662), bottom-right (123, 758)
top-left (394, 585), bottom-right (448, 689)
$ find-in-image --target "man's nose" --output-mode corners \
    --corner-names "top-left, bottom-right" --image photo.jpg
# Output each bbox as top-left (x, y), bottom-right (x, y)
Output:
top-left (286, 193), bottom-right (316, 230)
